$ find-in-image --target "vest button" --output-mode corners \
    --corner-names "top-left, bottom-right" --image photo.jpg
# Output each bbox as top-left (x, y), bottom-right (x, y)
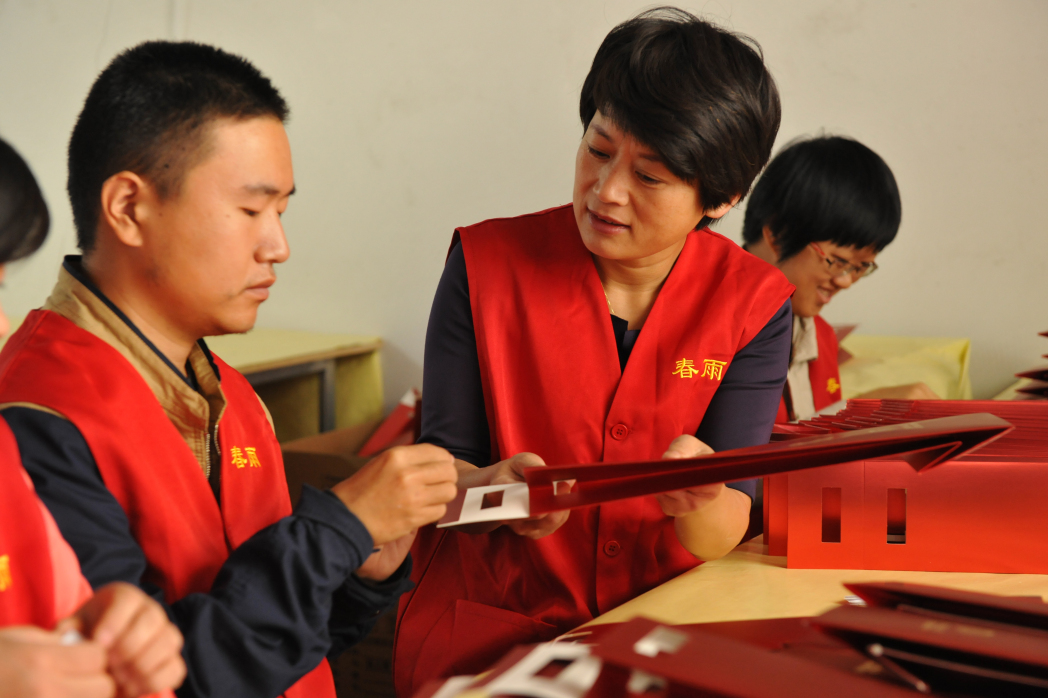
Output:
top-left (603, 540), bottom-right (622, 557)
top-left (610, 423), bottom-right (629, 440)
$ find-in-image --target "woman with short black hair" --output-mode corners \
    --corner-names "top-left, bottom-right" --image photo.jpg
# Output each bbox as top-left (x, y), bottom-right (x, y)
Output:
top-left (395, 9), bottom-right (795, 691)
top-left (742, 135), bottom-right (936, 422)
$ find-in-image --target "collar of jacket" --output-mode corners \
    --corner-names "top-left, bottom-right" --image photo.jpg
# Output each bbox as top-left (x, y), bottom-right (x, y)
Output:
top-left (43, 255), bottom-right (227, 475)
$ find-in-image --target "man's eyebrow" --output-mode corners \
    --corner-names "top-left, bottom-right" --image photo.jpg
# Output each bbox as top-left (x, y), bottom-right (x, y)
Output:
top-left (242, 184), bottom-right (296, 196)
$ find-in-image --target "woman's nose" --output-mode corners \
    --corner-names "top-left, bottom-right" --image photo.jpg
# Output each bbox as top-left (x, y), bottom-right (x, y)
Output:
top-left (595, 161), bottom-right (629, 205)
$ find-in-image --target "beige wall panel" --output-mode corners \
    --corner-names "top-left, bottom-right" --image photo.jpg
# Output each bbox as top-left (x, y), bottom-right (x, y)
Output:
top-left (2, 0), bottom-right (1045, 403)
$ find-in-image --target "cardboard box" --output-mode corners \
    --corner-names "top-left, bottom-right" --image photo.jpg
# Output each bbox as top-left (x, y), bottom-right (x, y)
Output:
top-left (281, 419), bottom-right (378, 506)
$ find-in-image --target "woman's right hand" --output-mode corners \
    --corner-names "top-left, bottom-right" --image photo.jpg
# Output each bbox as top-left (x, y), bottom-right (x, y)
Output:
top-left (456, 452), bottom-right (571, 539)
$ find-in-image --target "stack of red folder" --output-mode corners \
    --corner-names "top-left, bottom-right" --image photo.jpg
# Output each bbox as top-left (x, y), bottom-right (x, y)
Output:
top-left (1013, 330), bottom-right (1048, 399)
top-left (437, 413), bottom-right (1010, 528)
top-left (412, 617), bottom-right (919, 698)
top-left (764, 400), bottom-right (1048, 572)
top-left (814, 582), bottom-right (1048, 696)
top-left (414, 582), bottom-right (1048, 697)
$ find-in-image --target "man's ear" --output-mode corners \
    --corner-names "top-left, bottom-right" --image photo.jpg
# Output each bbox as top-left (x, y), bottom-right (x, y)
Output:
top-left (99, 171), bottom-right (155, 249)
top-left (761, 224), bottom-right (782, 261)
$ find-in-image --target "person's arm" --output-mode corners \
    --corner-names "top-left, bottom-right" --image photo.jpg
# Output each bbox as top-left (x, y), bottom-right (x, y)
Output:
top-left (853, 383), bottom-right (940, 400)
top-left (655, 299), bottom-right (793, 560)
top-left (172, 486), bottom-right (383, 697)
top-left (418, 244), bottom-right (569, 538)
top-left (419, 244), bottom-right (491, 468)
top-left (3, 407), bottom-right (423, 697)
top-left (325, 558), bottom-right (412, 660)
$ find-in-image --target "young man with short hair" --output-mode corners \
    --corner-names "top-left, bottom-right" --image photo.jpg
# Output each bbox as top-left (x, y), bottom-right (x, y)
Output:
top-left (0, 42), bottom-right (457, 698)
top-left (742, 135), bottom-right (937, 422)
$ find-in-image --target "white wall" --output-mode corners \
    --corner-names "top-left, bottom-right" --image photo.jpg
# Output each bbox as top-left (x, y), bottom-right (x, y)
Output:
top-left (1, 0), bottom-right (1045, 405)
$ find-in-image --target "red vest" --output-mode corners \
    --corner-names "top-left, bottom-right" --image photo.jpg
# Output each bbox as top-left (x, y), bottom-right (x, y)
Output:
top-left (0, 416), bottom-right (60, 627)
top-left (0, 310), bottom-right (333, 698)
top-left (394, 205), bottom-right (794, 694)
top-left (1, 416), bottom-right (176, 698)
top-left (775, 314), bottom-right (842, 423)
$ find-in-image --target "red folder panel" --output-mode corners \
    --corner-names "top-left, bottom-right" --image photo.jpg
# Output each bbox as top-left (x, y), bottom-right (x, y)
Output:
top-left (844, 582), bottom-right (1048, 632)
top-left (590, 617), bottom-right (918, 698)
top-left (812, 605), bottom-right (1048, 695)
top-left (525, 413), bottom-right (1010, 516)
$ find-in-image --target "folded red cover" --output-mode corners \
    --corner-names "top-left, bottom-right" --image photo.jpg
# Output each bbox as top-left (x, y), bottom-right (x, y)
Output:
top-left (811, 604), bottom-right (1048, 694)
top-left (1015, 367), bottom-right (1048, 382)
top-left (844, 582), bottom-right (1048, 633)
top-left (772, 400), bottom-right (1048, 461)
top-left (524, 413), bottom-right (1010, 516)
top-left (439, 413), bottom-right (1011, 526)
top-left (813, 605), bottom-right (1048, 670)
top-left (590, 617), bottom-right (918, 698)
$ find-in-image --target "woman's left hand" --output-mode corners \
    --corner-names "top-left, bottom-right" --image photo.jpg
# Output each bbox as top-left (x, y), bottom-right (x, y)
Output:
top-left (654, 435), bottom-right (722, 517)
top-left (656, 435), bottom-right (750, 560)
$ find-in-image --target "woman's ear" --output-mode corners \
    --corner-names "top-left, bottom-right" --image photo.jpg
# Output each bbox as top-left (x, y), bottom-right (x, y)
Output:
top-left (98, 171), bottom-right (154, 249)
top-left (704, 193), bottom-right (742, 222)
top-left (761, 224), bottom-right (782, 262)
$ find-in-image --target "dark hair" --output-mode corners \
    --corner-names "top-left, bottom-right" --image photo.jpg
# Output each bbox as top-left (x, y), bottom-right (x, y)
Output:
top-left (0, 137), bottom-right (49, 265)
top-left (67, 41), bottom-right (289, 252)
top-left (741, 136), bottom-right (901, 261)
top-left (579, 7), bottom-right (781, 228)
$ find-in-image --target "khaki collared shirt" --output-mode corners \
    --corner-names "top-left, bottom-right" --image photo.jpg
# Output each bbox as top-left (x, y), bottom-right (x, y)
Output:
top-left (28, 263), bottom-right (226, 476)
top-left (784, 315), bottom-right (820, 422)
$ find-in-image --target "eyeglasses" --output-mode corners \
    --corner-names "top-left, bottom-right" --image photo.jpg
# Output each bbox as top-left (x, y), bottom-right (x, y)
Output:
top-left (809, 242), bottom-right (878, 279)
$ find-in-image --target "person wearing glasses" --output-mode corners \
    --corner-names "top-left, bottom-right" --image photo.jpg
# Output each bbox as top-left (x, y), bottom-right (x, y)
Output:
top-left (742, 135), bottom-right (937, 422)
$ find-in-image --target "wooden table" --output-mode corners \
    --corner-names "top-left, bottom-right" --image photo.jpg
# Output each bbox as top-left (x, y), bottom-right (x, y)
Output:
top-left (582, 535), bottom-right (1048, 628)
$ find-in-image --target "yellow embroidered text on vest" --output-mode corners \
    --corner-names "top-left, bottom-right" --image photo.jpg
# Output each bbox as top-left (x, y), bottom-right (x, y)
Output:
top-left (827, 377), bottom-right (840, 394)
top-left (673, 359), bottom-right (699, 378)
top-left (246, 447), bottom-right (262, 468)
top-left (701, 359), bottom-right (728, 381)
top-left (0, 554), bottom-right (11, 591)
top-left (231, 447), bottom-right (248, 469)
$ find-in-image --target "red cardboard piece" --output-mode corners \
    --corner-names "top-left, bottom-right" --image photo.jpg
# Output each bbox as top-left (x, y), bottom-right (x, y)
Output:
top-left (357, 388), bottom-right (419, 457)
top-left (440, 413), bottom-right (1011, 527)
top-left (767, 400), bottom-right (1048, 573)
top-left (589, 617), bottom-right (918, 698)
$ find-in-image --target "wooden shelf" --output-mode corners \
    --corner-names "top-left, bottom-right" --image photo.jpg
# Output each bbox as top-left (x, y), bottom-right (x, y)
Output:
top-left (205, 328), bottom-right (381, 374)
